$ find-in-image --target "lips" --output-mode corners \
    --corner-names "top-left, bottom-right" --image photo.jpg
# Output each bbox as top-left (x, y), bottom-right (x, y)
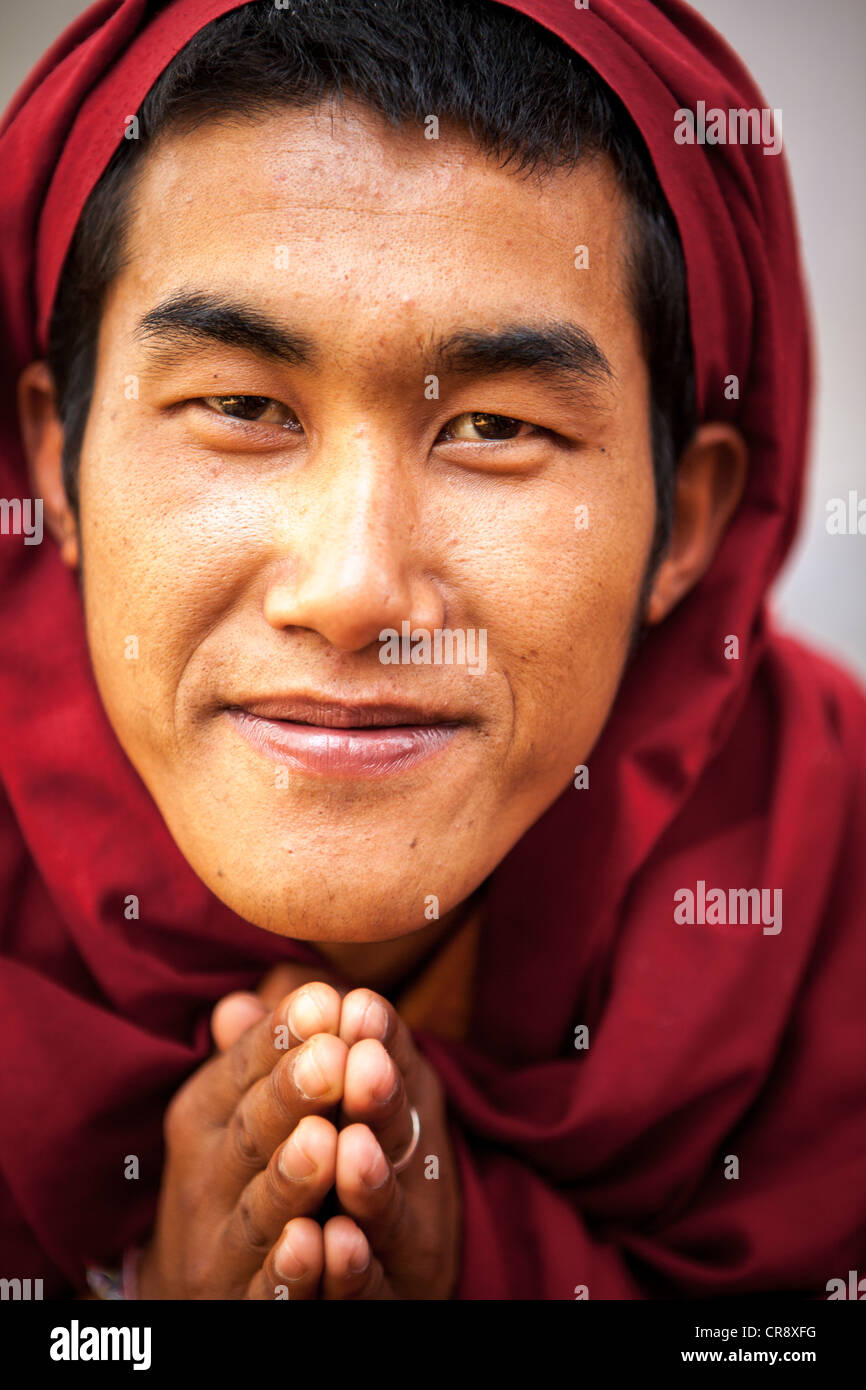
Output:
top-left (224, 695), bottom-right (463, 777)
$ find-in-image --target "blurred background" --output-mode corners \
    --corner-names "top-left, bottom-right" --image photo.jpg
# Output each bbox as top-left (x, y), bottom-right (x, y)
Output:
top-left (1, 0), bottom-right (863, 675)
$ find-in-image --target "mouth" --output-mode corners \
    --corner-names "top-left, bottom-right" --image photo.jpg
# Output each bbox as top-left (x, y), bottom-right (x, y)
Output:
top-left (224, 695), bottom-right (465, 778)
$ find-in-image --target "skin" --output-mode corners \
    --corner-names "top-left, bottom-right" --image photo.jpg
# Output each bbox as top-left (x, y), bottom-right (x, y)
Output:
top-left (21, 101), bottom-right (745, 953)
top-left (136, 964), bottom-right (460, 1300)
top-left (18, 100), bottom-right (747, 1296)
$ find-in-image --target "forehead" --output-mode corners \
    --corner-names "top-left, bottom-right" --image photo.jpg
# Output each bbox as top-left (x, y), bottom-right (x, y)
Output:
top-left (113, 100), bottom-right (639, 358)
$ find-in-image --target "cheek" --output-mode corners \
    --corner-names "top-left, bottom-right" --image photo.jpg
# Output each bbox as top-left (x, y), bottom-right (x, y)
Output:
top-left (477, 452), bottom-right (655, 774)
top-left (77, 412), bottom-right (654, 790)
top-left (76, 432), bottom-right (260, 754)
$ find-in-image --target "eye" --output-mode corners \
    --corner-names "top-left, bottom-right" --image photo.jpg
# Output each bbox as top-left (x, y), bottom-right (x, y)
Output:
top-left (437, 412), bottom-right (537, 443)
top-left (200, 395), bottom-right (300, 428)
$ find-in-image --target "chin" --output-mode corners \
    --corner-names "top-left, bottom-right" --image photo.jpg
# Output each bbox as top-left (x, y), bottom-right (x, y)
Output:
top-left (191, 852), bottom-right (464, 942)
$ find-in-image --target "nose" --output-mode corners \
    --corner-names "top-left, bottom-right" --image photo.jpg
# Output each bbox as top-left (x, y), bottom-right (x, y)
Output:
top-left (262, 435), bottom-right (446, 652)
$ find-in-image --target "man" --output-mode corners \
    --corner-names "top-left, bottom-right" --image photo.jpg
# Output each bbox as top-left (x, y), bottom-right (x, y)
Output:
top-left (0, 0), bottom-right (863, 1299)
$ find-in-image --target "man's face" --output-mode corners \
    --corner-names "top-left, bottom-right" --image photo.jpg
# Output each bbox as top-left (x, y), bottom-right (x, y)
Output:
top-left (75, 101), bottom-right (655, 941)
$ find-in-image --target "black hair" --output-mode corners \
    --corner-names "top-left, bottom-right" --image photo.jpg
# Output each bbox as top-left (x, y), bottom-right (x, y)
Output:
top-left (47, 0), bottom-right (696, 570)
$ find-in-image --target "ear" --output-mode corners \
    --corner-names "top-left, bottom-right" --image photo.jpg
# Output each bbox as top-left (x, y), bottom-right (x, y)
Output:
top-left (644, 422), bottom-right (747, 625)
top-left (17, 360), bottom-right (80, 569)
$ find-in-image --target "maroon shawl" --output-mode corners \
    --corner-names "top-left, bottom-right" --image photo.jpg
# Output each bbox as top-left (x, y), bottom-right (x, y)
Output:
top-left (1, 0), bottom-right (864, 1298)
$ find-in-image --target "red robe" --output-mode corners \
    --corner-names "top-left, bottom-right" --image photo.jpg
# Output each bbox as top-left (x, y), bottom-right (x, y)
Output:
top-left (0, 0), bottom-right (863, 1298)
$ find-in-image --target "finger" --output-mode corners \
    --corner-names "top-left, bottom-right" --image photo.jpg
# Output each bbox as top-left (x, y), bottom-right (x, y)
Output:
top-left (334, 1123), bottom-right (414, 1271)
top-left (339, 989), bottom-right (420, 1088)
top-left (219, 1033), bottom-right (348, 1195)
top-left (211, 992), bottom-right (268, 1053)
top-left (341, 1038), bottom-right (415, 1167)
top-left (256, 963), bottom-right (347, 1013)
top-left (246, 1217), bottom-right (323, 1301)
top-left (320, 1216), bottom-right (395, 1300)
top-left (205, 981), bottom-right (344, 1124)
top-left (222, 1116), bottom-right (338, 1275)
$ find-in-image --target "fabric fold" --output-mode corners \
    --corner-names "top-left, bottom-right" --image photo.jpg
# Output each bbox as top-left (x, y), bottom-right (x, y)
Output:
top-left (0, 0), bottom-right (862, 1299)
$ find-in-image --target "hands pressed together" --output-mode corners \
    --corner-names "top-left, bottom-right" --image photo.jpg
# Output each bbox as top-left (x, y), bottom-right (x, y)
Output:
top-left (137, 965), bottom-right (461, 1300)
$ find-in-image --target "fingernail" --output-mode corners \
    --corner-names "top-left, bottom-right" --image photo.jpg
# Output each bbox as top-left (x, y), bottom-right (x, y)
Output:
top-left (278, 1131), bottom-right (317, 1182)
top-left (288, 990), bottom-right (321, 1042)
top-left (293, 1041), bottom-right (329, 1099)
top-left (275, 1233), bottom-right (306, 1281)
top-left (348, 1238), bottom-right (370, 1275)
top-left (363, 1143), bottom-right (389, 1189)
top-left (362, 999), bottom-right (389, 1041)
top-left (373, 1063), bottom-right (398, 1105)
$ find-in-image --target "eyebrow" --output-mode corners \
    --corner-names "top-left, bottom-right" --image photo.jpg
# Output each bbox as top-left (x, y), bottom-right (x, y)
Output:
top-left (431, 323), bottom-right (614, 391)
top-left (135, 292), bottom-right (317, 368)
top-left (134, 290), bottom-right (615, 392)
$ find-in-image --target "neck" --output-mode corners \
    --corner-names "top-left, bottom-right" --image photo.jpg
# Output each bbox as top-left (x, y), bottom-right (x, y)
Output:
top-left (314, 894), bottom-right (478, 993)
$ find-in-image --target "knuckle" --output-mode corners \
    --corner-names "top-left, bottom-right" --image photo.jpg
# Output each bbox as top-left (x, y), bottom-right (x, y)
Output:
top-left (227, 1033), bottom-right (254, 1094)
top-left (226, 1103), bottom-right (265, 1169)
top-left (235, 1189), bottom-right (272, 1257)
